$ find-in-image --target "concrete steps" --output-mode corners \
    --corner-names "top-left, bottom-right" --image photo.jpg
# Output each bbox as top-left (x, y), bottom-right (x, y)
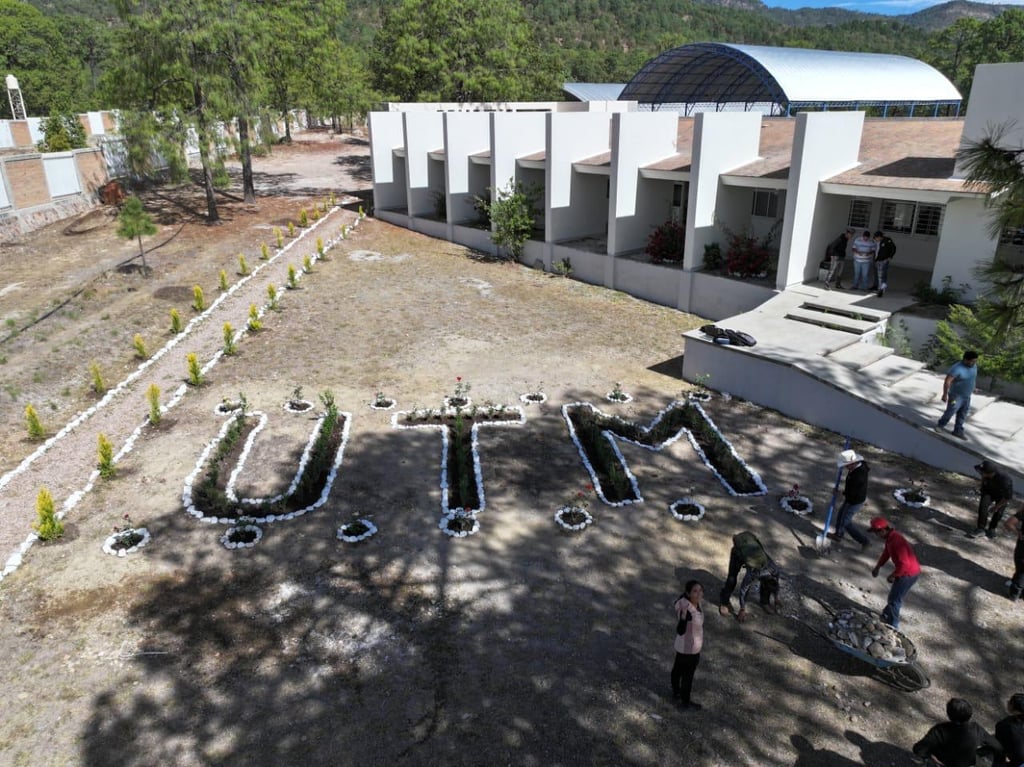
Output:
top-left (826, 342), bottom-right (893, 370)
top-left (858, 355), bottom-right (925, 387)
top-left (785, 307), bottom-right (882, 335)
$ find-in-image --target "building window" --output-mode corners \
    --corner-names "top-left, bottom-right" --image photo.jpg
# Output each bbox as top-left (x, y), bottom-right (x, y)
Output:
top-left (880, 200), bottom-right (944, 237)
top-left (848, 199), bottom-right (871, 229)
top-left (881, 200), bottom-right (916, 234)
top-left (915, 203), bottom-right (943, 236)
top-left (751, 190), bottom-right (778, 218)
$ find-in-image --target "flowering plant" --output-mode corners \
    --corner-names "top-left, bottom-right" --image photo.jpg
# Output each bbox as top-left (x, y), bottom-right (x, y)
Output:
top-left (112, 513), bottom-right (141, 547)
top-left (566, 485), bottom-right (593, 510)
top-left (645, 220), bottom-right (685, 264)
top-left (779, 483), bottom-right (812, 515)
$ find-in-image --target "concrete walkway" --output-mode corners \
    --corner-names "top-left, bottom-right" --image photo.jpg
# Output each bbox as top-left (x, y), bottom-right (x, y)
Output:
top-left (682, 282), bottom-right (1024, 486)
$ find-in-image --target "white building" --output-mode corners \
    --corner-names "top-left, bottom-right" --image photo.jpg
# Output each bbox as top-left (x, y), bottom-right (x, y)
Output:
top-left (369, 49), bottom-right (1023, 321)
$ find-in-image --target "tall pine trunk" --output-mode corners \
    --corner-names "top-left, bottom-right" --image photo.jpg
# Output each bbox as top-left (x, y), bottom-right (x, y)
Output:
top-left (238, 115), bottom-right (255, 204)
top-left (193, 79), bottom-right (220, 223)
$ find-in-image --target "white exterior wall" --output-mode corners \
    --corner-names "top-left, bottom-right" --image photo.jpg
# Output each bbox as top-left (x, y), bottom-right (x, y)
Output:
top-left (608, 112), bottom-right (680, 256)
top-left (491, 112), bottom-right (546, 194)
top-left (685, 112), bottom-right (762, 275)
top-left (87, 112), bottom-right (105, 136)
top-left (42, 153), bottom-right (81, 197)
top-left (0, 164), bottom-right (10, 208)
top-left (932, 196), bottom-right (995, 301)
top-left (0, 122), bottom-right (13, 149)
top-left (778, 111), bottom-right (864, 288)
top-left (403, 112), bottom-right (444, 217)
top-left (443, 112), bottom-right (490, 225)
top-left (545, 113), bottom-right (612, 243)
top-left (368, 112), bottom-right (407, 211)
top-left (956, 63), bottom-right (1024, 178)
top-left (26, 118), bottom-right (43, 144)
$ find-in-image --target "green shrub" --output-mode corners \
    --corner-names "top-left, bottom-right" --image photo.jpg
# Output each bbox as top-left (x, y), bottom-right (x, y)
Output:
top-left (25, 404), bottom-right (45, 440)
top-left (287, 265), bottom-right (298, 289)
top-left (238, 254), bottom-right (250, 276)
top-left (192, 285), bottom-right (205, 312)
top-left (97, 433), bottom-right (116, 479)
top-left (267, 284), bottom-right (280, 311)
top-left (218, 269), bottom-right (229, 292)
top-left (33, 488), bottom-right (64, 540)
top-left (299, 208), bottom-right (309, 227)
top-left (132, 333), bottom-right (148, 360)
top-left (147, 383), bottom-right (162, 425)
top-left (223, 322), bottom-right (237, 356)
top-left (186, 352), bottom-right (203, 386)
top-left (247, 304), bottom-right (262, 332)
top-left (169, 308), bottom-right (183, 334)
top-left (89, 361), bottom-right (106, 394)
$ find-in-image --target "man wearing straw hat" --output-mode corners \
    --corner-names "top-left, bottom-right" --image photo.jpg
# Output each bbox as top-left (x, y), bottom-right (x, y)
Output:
top-left (827, 449), bottom-right (871, 550)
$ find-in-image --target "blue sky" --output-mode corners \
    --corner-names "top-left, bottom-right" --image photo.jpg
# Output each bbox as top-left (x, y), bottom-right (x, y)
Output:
top-left (764, 0), bottom-right (1024, 14)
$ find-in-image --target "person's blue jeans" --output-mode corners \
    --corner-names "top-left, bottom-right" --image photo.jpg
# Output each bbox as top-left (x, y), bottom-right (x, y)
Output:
top-left (835, 501), bottom-right (868, 545)
top-left (874, 260), bottom-right (890, 292)
top-left (852, 260), bottom-right (872, 289)
top-left (937, 393), bottom-right (971, 432)
top-left (882, 574), bottom-right (919, 629)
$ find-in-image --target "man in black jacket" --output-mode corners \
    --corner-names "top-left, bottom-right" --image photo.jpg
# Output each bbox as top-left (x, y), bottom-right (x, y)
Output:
top-left (913, 698), bottom-right (1001, 767)
top-left (969, 459), bottom-right (1014, 539)
top-left (828, 449), bottom-right (870, 549)
top-left (872, 230), bottom-right (896, 297)
top-left (823, 228), bottom-right (853, 290)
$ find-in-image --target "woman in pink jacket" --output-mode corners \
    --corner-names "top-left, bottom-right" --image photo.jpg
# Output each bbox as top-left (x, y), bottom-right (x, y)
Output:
top-left (672, 580), bottom-right (705, 711)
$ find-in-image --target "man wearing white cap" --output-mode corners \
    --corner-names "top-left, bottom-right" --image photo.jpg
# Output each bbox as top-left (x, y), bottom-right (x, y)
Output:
top-left (828, 449), bottom-right (871, 549)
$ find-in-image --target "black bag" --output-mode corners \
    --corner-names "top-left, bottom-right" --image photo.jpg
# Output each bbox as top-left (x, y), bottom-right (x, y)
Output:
top-left (676, 595), bottom-right (688, 635)
top-left (724, 329), bottom-right (757, 347)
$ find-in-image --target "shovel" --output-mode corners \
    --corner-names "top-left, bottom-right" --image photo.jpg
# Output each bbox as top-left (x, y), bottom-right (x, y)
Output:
top-left (815, 436), bottom-right (851, 555)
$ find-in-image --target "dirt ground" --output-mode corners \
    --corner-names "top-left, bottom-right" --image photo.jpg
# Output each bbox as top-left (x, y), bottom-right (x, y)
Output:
top-left (0, 133), bottom-right (1018, 767)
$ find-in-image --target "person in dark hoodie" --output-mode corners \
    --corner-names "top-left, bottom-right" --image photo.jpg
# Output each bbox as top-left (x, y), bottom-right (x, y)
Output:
top-left (913, 698), bottom-right (1001, 767)
top-left (828, 449), bottom-right (871, 549)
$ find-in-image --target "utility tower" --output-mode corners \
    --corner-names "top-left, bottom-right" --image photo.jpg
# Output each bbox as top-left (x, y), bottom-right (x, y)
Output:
top-left (6, 74), bottom-right (27, 120)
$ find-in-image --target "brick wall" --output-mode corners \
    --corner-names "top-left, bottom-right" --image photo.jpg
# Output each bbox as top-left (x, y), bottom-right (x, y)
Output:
top-left (4, 157), bottom-right (49, 208)
top-left (75, 149), bottom-right (108, 194)
top-left (10, 122), bottom-right (31, 147)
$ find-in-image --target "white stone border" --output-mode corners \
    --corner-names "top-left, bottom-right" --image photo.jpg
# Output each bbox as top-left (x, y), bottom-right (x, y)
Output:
top-left (439, 509), bottom-right (479, 538)
top-left (215, 401), bottom-right (245, 416)
top-left (182, 408), bottom-right (352, 525)
top-left (669, 499), bottom-right (705, 522)
top-left (893, 488), bottom-right (930, 508)
top-left (102, 527), bottom-right (152, 557)
top-left (688, 392), bottom-right (712, 402)
top-left (392, 405), bottom-right (525, 517)
top-left (606, 391), bottom-right (633, 404)
top-left (283, 399), bottom-right (314, 413)
top-left (443, 396), bottom-right (473, 410)
top-left (519, 392), bottom-right (547, 405)
top-left (554, 505), bottom-right (593, 531)
top-left (561, 399), bottom-right (767, 506)
top-left (779, 495), bottom-right (814, 516)
top-left (1, 206), bottom-right (361, 581)
top-left (369, 398), bottom-right (396, 411)
top-left (338, 519), bottom-right (378, 543)
top-left (221, 524), bottom-right (263, 549)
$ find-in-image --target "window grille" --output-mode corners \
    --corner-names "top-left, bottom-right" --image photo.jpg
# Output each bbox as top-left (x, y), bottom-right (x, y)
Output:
top-left (881, 200), bottom-right (916, 234)
top-left (848, 199), bottom-right (871, 229)
top-left (915, 204), bottom-right (943, 236)
top-left (751, 190), bottom-right (778, 218)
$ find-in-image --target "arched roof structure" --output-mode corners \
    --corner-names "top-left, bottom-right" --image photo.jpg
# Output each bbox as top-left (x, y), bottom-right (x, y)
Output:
top-left (620, 43), bottom-right (962, 117)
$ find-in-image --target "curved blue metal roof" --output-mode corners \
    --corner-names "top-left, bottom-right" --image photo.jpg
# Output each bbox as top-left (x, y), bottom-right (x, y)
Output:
top-left (620, 43), bottom-right (961, 115)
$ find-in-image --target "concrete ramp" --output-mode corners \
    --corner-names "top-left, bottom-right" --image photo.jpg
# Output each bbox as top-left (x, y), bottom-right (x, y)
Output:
top-left (682, 287), bottom-right (1024, 486)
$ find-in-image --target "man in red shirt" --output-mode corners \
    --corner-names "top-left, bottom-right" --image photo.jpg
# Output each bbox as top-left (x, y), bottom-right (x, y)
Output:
top-left (869, 517), bottom-right (921, 630)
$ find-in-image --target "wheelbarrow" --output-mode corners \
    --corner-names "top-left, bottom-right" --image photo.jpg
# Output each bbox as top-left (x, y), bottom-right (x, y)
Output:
top-left (827, 610), bottom-right (931, 692)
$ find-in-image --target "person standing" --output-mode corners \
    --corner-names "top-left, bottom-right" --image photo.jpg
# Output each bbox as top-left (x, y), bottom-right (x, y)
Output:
top-left (671, 580), bottom-right (704, 711)
top-left (1003, 503), bottom-right (1024, 601)
top-left (850, 230), bottom-right (877, 290)
top-left (995, 693), bottom-right (1024, 765)
top-left (870, 517), bottom-right (921, 629)
top-left (823, 228), bottom-right (853, 290)
top-left (828, 449), bottom-right (871, 549)
top-left (969, 460), bottom-right (1014, 539)
top-left (872, 230), bottom-right (896, 297)
top-left (937, 350), bottom-right (979, 439)
top-left (912, 698), bottom-right (1002, 767)
top-left (718, 531), bottom-right (782, 622)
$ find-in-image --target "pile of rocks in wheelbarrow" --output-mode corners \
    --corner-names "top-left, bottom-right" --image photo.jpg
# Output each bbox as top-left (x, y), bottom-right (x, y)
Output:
top-left (827, 608), bottom-right (908, 662)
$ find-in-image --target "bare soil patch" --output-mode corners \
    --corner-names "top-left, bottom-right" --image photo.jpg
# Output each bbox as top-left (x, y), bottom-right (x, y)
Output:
top-left (0, 133), bottom-right (1016, 767)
